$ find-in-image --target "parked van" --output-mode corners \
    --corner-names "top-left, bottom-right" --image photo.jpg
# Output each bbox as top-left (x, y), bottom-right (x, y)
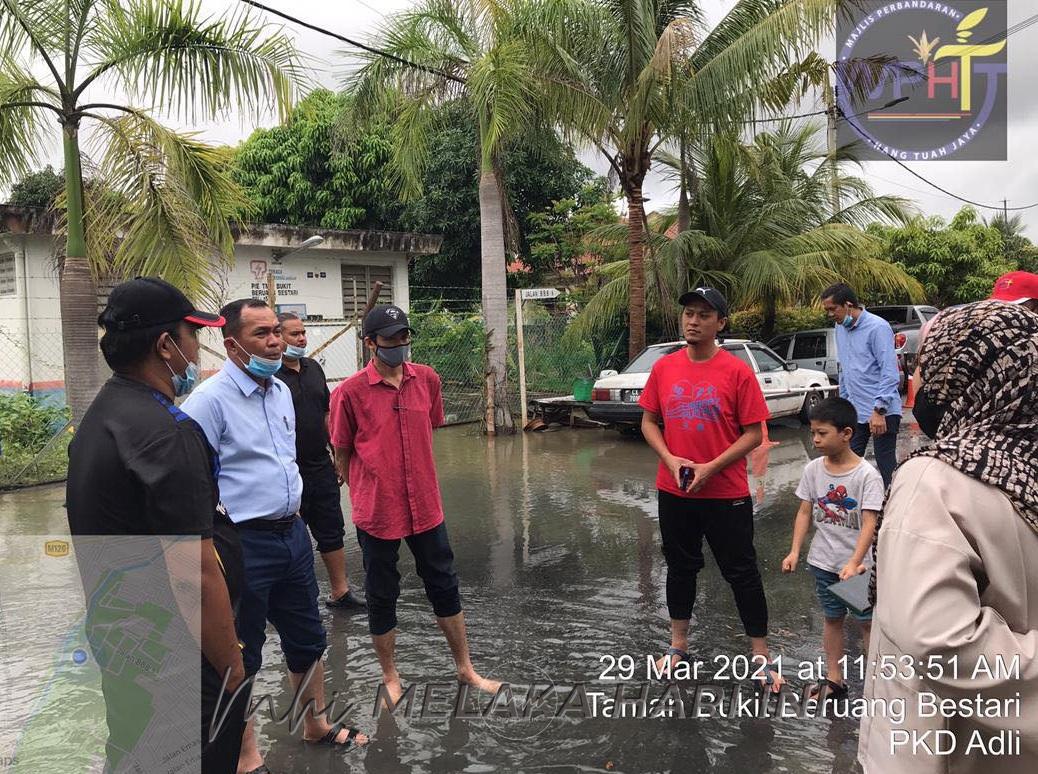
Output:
top-left (769, 327), bottom-right (907, 392)
top-left (767, 329), bottom-right (839, 383)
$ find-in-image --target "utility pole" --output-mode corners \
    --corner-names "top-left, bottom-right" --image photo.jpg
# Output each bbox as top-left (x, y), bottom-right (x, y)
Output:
top-left (825, 81), bottom-right (841, 214)
top-left (1002, 199), bottom-right (1009, 260)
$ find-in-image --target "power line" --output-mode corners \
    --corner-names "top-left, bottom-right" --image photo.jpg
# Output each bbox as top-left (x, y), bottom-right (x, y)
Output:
top-left (878, 154), bottom-right (1038, 211)
top-left (239, 0), bottom-right (465, 84)
top-left (242, 0), bottom-right (1037, 211)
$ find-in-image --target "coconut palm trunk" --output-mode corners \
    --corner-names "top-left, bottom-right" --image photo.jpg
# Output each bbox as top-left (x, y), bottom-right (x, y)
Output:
top-left (59, 124), bottom-right (100, 425)
top-left (625, 170), bottom-right (649, 359)
top-left (478, 163), bottom-right (514, 432)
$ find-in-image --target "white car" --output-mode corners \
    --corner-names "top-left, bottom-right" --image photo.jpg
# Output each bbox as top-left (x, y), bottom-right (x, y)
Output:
top-left (586, 339), bottom-right (835, 429)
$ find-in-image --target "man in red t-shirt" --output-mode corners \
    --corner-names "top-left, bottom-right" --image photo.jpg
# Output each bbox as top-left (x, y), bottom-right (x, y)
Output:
top-left (329, 305), bottom-right (500, 705)
top-left (639, 287), bottom-right (783, 690)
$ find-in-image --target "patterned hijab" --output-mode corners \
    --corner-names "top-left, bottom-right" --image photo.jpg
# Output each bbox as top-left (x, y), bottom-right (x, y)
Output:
top-left (871, 300), bottom-right (1038, 603)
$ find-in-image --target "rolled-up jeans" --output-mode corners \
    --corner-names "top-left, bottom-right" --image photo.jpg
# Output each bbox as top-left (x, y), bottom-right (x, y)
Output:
top-left (851, 414), bottom-right (902, 488)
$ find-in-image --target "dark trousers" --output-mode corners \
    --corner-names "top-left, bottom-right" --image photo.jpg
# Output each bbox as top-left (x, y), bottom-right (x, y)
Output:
top-left (300, 462), bottom-right (346, 553)
top-left (356, 521), bottom-right (462, 636)
top-left (850, 414), bottom-right (902, 488)
top-left (657, 491), bottom-right (768, 638)
top-left (236, 517), bottom-right (327, 675)
top-left (200, 658), bottom-right (247, 773)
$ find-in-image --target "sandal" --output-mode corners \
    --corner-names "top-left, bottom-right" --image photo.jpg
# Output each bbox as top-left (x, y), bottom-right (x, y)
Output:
top-left (653, 646), bottom-right (692, 679)
top-left (242, 766), bottom-right (271, 774)
top-left (808, 679), bottom-right (848, 704)
top-left (754, 660), bottom-right (784, 694)
top-left (305, 723), bottom-right (365, 751)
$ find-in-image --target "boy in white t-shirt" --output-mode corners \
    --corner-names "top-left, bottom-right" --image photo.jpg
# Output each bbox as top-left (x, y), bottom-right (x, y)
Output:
top-left (782, 397), bottom-right (884, 702)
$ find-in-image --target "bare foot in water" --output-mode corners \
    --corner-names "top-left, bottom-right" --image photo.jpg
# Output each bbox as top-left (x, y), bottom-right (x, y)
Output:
top-left (458, 668), bottom-right (502, 695)
top-left (377, 674), bottom-right (405, 709)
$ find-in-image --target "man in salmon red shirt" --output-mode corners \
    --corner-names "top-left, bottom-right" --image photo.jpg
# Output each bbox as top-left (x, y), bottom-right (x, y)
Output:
top-left (329, 305), bottom-right (500, 704)
top-left (638, 287), bottom-right (784, 690)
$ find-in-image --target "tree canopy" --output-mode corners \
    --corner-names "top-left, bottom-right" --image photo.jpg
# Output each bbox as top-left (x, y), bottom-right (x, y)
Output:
top-left (231, 89), bottom-right (399, 231)
top-left (397, 103), bottom-right (608, 296)
top-left (870, 207), bottom-right (1017, 307)
top-left (8, 165), bottom-right (64, 209)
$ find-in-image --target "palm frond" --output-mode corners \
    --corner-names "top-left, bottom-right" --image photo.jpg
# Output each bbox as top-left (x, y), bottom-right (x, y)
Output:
top-left (82, 0), bottom-right (304, 123)
top-left (0, 69), bottom-right (58, 182)
top-left (77, 111), bottom-right (249, 302)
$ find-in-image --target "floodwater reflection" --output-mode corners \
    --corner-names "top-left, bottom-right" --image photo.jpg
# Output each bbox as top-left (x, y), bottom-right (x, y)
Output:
top-left (0, 417), bottom-right (931, 773)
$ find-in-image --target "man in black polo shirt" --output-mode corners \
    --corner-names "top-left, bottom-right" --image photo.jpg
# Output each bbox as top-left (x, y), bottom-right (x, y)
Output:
top-left (67, 277), bottom-right (248, 773)
top-left (276, 312), bottom-right (365, 611)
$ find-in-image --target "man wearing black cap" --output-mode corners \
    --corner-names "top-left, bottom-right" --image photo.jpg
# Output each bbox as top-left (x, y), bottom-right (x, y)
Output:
top-left (67, 277), bottom-right (248, 772)
top-left (638, 288), bottom-right (784, 691)
top-left (328, 305), bottom-right (500, 704)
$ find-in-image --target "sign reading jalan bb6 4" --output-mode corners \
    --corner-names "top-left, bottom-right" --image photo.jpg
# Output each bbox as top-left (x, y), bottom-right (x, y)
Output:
top-left (836, 1), bottom-right (1007, 161)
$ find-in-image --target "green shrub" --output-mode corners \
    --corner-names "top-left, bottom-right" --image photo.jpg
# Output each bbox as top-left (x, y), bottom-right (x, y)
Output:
top-left (727, 307), bottom-right (830, 342)
top-left (776, 307), bottom-right (829, 334)
top-left (409, 309), bottom-right (486, 385)
top-left (0, 393), bottom-right (71, 453)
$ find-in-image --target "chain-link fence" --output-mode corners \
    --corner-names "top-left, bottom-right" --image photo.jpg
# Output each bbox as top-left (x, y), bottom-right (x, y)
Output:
top-left (409, 293), bottom-right (622, 426)
top-left (0, 286), bottom-right (618, 488)
top-left (0, 319), bottom-right (72, 489)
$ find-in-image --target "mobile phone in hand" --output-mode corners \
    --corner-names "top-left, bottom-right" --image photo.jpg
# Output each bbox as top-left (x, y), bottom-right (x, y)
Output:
top-left (680, 466), bottom-right (693, 491)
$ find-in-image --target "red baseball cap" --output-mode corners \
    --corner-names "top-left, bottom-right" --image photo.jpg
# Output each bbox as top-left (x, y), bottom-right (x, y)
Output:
top-left (989, 271), bottom-right (1038, 304)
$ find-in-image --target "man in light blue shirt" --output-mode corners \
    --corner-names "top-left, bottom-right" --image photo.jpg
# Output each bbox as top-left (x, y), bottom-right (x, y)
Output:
top-left (821, 283), bottom-right (902, 488)
top-left (183, 298), bottom-right (366, 771)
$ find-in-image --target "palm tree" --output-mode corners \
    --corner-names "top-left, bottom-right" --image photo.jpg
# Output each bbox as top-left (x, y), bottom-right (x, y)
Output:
top-left (0, 0), bottom-right (302, 423)
top-left (570, 123), bottom-right (924, 344)
top-left (348, 0), bottom-right (542, 434)
top-left (524, 0), bottom-right (851, 359)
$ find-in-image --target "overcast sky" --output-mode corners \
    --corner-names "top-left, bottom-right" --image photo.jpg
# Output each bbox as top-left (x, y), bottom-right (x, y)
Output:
top-left (24, 0), bottom-right (1038, 235)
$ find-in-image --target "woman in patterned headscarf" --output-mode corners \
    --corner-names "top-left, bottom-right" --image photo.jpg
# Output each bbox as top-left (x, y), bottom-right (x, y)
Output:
top-left (858, 300), bottom-right (1038, 774)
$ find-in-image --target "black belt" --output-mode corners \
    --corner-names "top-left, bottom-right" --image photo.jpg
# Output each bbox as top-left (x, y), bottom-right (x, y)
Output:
top-left (237, 515), bottom-right (298, 532)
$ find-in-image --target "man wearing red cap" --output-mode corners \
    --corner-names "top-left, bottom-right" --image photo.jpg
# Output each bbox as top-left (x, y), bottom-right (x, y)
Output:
top-left (990, 270), bottom-right (1038, 313)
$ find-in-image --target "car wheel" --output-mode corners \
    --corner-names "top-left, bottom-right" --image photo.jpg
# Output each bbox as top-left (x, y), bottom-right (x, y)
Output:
top-left (799, 388), bottom-right (823, 425)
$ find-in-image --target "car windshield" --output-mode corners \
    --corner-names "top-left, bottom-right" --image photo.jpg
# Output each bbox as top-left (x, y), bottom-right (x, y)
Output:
top-left (623, 344), bottom-right (684, 373)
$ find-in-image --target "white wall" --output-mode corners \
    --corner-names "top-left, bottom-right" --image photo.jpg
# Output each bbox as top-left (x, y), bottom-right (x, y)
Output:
top-left (0, 235), bottom-right (413, 400)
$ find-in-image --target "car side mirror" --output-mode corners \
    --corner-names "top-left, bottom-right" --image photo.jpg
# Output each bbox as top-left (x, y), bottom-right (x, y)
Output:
top-left (784, 362), bottom-right (799, 372)
top-left (599, 369), bottom-right (619, 378)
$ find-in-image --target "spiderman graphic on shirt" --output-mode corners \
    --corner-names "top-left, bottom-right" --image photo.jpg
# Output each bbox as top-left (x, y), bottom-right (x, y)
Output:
top-left (816, 484), bottom-right (859, 526)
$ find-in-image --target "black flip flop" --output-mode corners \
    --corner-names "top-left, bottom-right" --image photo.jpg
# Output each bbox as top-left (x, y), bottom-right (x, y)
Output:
top-left (306, 723), bottom-right (364, 751)
top-left (808, 679), bottom-right (849, 703)
top-left (242, 766), bottom-right (270, 774)
top-left (325, 590), bottom-right (368, 612)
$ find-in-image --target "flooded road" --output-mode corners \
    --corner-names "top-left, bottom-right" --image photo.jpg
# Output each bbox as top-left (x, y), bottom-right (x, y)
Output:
top-left (0, 419), bottom-right (929, 773)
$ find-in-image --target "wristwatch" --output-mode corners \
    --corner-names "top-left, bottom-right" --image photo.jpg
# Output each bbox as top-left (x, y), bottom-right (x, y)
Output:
top-left (874, 406), bottom-right (888, 416)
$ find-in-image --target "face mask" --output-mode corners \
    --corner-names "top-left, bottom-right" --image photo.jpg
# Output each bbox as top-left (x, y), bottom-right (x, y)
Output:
top-left (841, 314), bottom-right (855, 329)
top-left (375, 343), bottom-right (410, 368)
top-left (284, 343), bottom-right (307, 359)
top-left (912, 387), bottom-right (947, 439)
top-left (165, 339), bottom-right (199, 397)
top-left (231, 338), bottom-right (282, 378)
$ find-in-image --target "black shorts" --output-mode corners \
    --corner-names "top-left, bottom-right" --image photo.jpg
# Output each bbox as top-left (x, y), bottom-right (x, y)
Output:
top-left (299, 463), bottom-right (346, 553)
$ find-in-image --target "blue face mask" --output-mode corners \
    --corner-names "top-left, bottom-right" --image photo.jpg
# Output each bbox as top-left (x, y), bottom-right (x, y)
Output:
top-left (166, 340), bottom-right (199, 397)
top-left (231, 338), bottom-right (282, 378)
top-left (841, 314), bottom-right (855, 329)
top-left (284, 343), bottom-right (307, 359)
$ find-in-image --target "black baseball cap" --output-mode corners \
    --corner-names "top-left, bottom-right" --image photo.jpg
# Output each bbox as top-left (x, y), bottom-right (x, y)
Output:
top-left (363, 305), bottom-right (414, 339)
top-left (98, 277), bottom-right (225, 331)
top-left (678, 287), bottom-right (729, 318)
